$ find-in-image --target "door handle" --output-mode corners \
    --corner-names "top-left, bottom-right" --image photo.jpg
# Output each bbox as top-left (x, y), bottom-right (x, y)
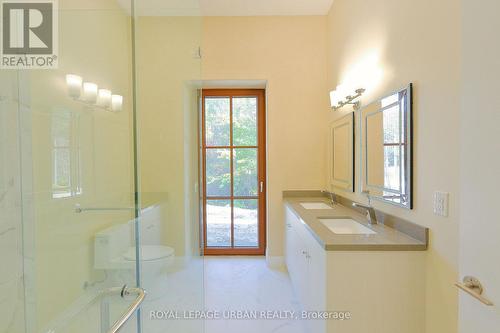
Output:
top-left (455, 276), bottom-right (494, 306)
top-left (260, 181), bottom-right (264, 193)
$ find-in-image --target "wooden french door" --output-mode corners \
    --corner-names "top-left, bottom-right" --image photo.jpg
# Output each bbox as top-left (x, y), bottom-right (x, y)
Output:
top-left (202, 89), bottom-right (266, 255)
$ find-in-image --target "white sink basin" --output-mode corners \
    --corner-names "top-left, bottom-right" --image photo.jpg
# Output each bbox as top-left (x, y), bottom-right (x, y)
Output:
top-left (300, 202), bottom-right (333, 210)
top-left (319, 218), bottom-right (376, 235)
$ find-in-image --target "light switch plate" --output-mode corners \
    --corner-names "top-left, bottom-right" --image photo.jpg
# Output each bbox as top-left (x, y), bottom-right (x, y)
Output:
top-left (433, 191), bottom-right (449, 217)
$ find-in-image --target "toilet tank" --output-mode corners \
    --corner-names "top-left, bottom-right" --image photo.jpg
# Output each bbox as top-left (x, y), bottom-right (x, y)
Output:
top-left (94, 204), bottom-right (164, 269)
top-left (138, 204), bottom-right (163, 245)
top-left (94, 222), bottom-right (133, 269)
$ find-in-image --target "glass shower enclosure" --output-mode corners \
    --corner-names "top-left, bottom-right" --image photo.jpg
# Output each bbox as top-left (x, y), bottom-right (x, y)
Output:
top-left (0, 1), bottom-right (204, 332)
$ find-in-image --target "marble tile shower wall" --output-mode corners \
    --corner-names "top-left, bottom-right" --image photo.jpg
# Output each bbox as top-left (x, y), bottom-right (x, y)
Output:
top-left (0, 72), bottom-right (27, 333)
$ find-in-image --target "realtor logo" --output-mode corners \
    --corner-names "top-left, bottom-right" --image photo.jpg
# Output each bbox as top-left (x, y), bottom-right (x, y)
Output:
top-left (1, 0), bottom-right (58, 69)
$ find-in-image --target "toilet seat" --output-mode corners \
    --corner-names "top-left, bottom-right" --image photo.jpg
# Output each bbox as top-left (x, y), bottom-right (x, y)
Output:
top-left (122, 245), bottom-right (174, 261)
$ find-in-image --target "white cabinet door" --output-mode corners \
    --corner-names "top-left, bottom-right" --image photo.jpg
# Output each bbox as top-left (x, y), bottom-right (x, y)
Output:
top-left (285, 212), bottom-right (295, 273)
top-left (285, 207), bottom-right (307, 305)
top-left (285, 222), bottom-right (300, 291)
top-left (304, 232), bottom-right (326, 311)
top-left (301, 224), bottom-right (327, 333)
top-left (285, 206), bottom-right (327, 333)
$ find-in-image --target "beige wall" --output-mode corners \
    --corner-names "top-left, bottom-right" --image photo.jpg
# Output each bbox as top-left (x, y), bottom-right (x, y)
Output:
top-left (135, 17), bottom-right (202, 256)
top-left (202, 16), bottom-right (329, 258)
top-left (326, 0), bottom-right (460, 332)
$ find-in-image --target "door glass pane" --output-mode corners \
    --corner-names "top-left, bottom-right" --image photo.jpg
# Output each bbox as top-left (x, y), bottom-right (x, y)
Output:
top-left (233, 97), bottom-right (258, 146)
top-left (233, 148), bottom-right (258, 196)
top-left (234, 199), bottom-right (258, 247)
top-left (383, 104), bottom-right (401, 144)
top-left (52, 148), bottom-right (71, 198)
top-left (384, 145), bottom-right (401, 191)
top-left (205, 97), bottom-right (230, 146)
top-left (206, 148), bottom-right (231, 196)
top-left (206, 200), bottom-right (232, 247)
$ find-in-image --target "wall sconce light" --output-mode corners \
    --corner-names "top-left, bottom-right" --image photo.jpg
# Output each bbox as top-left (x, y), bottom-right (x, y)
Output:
top-left (66, 74), bottom-right (82, 99)
top-left (65, 74), bottom-right (123, 112)
top-left (97, 89), bottom-right (112, 108)
top-left (330, 85), bottom-right (366, 111)
top-left (111, 94), bottom-right (123, 112)
top-left (82, 82), bottom-right (98, 104)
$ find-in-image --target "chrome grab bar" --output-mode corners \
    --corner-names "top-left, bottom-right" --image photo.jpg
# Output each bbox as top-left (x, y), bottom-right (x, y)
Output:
top-left (75, 204), bottom-right (135, 213)
top-left (103, 285), bottom-right (146, 333)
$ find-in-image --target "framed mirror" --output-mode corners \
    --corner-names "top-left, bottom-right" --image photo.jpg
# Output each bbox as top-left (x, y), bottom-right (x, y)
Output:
top-left (360, 84), bottom-right (413, 209)
top-left (329, 112), bottom-right (354, 192)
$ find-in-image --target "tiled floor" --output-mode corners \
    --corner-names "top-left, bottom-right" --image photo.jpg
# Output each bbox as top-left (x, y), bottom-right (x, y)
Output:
top-left (204, 257), bottom-right (305, 333)
top-left (140, 256), bottom-right (305, 333)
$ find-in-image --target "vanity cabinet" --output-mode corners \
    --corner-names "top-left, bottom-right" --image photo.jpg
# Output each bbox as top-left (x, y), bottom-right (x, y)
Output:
top-left (284, 205), bottom-right (425, 333)
top-left (285, 207), bottom-right (326, 332)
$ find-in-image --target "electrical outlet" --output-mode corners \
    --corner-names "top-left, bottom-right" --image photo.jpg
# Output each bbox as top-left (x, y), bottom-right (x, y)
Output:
top-left (433, 191), bottom-right (449, 217)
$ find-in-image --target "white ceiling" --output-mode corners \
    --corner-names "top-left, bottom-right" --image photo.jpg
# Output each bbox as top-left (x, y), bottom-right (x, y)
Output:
top-left (120, 0), bottom-right (334, 16)
top-left (200, 0), bottom-right (334, 16)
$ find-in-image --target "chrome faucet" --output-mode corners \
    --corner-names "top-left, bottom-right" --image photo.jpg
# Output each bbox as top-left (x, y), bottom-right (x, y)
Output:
top-left (321, 190), bottom-right (338, 206)
top-left (352, 202), bottom-right (378, 224)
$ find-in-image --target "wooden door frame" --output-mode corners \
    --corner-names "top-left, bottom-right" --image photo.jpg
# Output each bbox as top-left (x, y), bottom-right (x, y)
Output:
top-left (201, 89), bottom-right (266, 255)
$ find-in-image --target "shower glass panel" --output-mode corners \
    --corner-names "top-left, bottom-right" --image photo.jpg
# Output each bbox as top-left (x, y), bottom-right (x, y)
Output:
top-left (0, 70), bottom-right (26, 333)
top-left (1, 1), bottom-right (141, 333)
top-left (1, 1), bottom-right (204, 332)
top-left (133, 0), bottom-right (205, 332)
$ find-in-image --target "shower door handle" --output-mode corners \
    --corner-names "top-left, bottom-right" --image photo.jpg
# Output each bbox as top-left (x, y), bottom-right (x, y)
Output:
top-left (106, 286), bottom-right (146, 333)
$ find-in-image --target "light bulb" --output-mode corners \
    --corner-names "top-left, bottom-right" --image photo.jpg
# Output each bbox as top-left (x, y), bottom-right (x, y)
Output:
top-left (111, 94), bottom-right (123, 111)
top-left (66, 74), bottom-right (82, 99)
top-left (97, 89), bottom-right (112, 108)
top-left (336, 84), bottom-right (347, 101)
top-left (82, 82), bottom-right (98, 104)
top-left (329, 90), bottom-right (339, 108)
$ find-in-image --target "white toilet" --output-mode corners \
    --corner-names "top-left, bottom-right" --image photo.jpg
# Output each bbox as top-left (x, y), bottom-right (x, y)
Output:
top-left (94, 205), bottom-right (174, 300)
